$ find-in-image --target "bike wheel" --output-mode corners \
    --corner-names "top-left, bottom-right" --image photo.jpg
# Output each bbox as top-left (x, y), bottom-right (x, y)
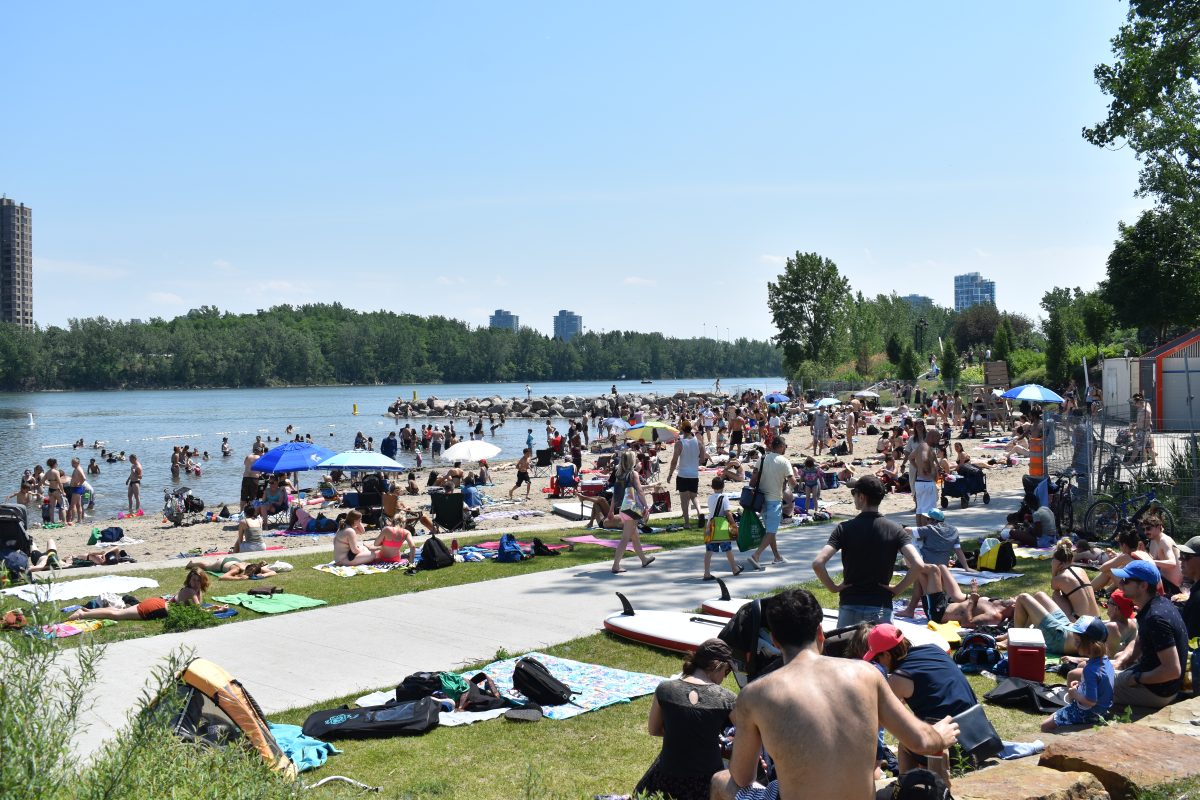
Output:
top-left (1056, 495), bottom-right (1074, 535)
top-left (1084, 500), bottom-right (1120, 540)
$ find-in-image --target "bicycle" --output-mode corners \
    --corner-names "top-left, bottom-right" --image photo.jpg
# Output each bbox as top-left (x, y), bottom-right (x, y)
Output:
top-left (1048, 470), bottom-right (1079, 535)
top-left (1081, 480), bottom-right (1176, 541)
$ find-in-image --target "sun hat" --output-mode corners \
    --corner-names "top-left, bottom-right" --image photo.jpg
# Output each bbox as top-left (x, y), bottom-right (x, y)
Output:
top-left (927, 508), bottom-right (945, 522)
top-left (1176, 536), bottom-right (1200, 555)
top-left (1112, 560), bottom-right (1161, 586)
top-left (1068, 615), bottom-right (1108, 642)
top-left (862, 623), bottom-right (905, 662)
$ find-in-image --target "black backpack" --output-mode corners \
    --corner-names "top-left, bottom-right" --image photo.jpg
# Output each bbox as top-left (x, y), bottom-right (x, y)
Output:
top-left (532, 537), bottom-right (558, 557)
top-left (953, 633), bottom-right (1001, 674)
top-left (301, 697), bottom-right (440, 739)
top-left (394, 671), bottom-right (443, 702)
top-left (890, 768), bottom-right (951, 799)
top-left (512, 657), bottom-right (576, 706)
top-left (418, 535), bottom-right (454, 570)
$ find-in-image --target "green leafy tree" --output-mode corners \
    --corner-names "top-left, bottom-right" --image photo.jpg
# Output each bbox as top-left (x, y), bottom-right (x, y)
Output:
top-left (1084, 0), bottom-right (1200, 216)
top-left (898, 345), bottom-right (920, 381)
top-left (1102, 208), bottom-right (1200, 342)
top-left (941, 339), bottom-right (961, 387)
top-left (1078, 292), bottom-right (1115, 358)
top-left (992, 320), bottom-right (1012, 366)
top-left (1045, 308), bottom-right (1069, 388)
top-left (885, 332), bottom-right (902, 365)
top-left (952, 303), bottom-right (1001, 351)
top-left (767, 252), bottom-right (850, 371)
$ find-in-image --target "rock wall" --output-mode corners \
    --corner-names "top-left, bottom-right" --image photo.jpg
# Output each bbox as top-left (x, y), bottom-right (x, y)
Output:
top-left (387, 391), bottom-right (729, 419)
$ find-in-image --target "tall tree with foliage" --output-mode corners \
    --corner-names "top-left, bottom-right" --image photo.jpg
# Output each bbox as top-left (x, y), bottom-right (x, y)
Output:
top-left (898, 345), bottom-right (920, 381)
top-left (992, 319), bottom-right (1012, 366)
top-left (1084, 0), bottom-right (1200, 218)
top-left (767, 252), bottom-right (850, 371)
top-left (941, 339), bottom-right (961, 387)
top-left (1078, 292), bottom-right (1115, 358)
top-left (1102, 208), bottom-right (1200, 342)
top-left (1044, 308), bottom-right (1069, 389)
top-left (885, 332), bottom-right (902, 365)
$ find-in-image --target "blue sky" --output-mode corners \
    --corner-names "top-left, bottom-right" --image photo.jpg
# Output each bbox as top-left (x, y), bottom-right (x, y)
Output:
top-left (6, 1), bottom-right (1142, 340)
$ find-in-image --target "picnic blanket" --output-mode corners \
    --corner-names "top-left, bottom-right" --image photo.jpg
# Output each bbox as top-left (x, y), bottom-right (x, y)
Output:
top-left (356, 652), bottom-right (664, 723)
top-left (561, 535), bottom-right (663, 552)
top-left (892, 568), bottom-right (1021, 587)
top-left (1, 574), bottom-right (159, 604)
top-left (27, 619), bottom-right (115, 639)
top-left (475, 539), bottom-right (571, 553)
top-left (211, 593), bottom-right (327, 614)
top-left (312, 561), bottom-right (407, 577)
top-left (1012, 546), bottom-right (1055, 560)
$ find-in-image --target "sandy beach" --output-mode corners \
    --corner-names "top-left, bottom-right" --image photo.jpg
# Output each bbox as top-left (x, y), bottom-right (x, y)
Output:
top-left (23, 412), bottom-right (1029, 566)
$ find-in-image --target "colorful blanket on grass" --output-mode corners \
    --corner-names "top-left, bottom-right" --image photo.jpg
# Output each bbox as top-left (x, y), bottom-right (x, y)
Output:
top-left (561, 535), bottom-right (663, 552)
top-left (211, 593), bottom-right (327, 614)
top-left (892, 568), bottom-right (1021, 587)
top-left (26, 619), bottom-right (116, 639)
top-left (355, 652), bottom-right (664, 723)
top-left (313, 561), bottom-right (408, 577)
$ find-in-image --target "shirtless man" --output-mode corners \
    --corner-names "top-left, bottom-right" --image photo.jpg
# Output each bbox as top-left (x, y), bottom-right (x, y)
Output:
top-left (446, 461), bottom-right (465, 490)
top-left (911, 429), bottom-right (939, 527)
top-left (711, 589), bottom-right (958, 800)
top-left (729, 411), bottom-right (746, 456)
top-left (811, 408), bottom-right (829, 456)
top-left (240, 452), bottom-right (261, 511)
top-left (904, 563), bottom-right (1016, 627)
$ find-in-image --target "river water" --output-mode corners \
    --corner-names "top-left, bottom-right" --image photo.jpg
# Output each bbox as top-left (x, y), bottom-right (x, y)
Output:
top-left (0, 377), bottom-right (780, 517)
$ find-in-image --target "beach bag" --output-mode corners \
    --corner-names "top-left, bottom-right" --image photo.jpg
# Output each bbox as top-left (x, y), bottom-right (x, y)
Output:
top-left (983, 676), bottom-right (1069, 714)
top-left (705, 496), bottom-right (731, 544)
top-left (954, 633), bottom-right (1000, 674)
top-left (866, 424), bottom-right (879, 436)
top-left (512, 657), bottom-right (576, 707)
top-left (314, 514), bottom-right (338, 533)
top-left (737, 510), bottom-right (765, 553)
top-left (495, 533), bottom-right (524, 563)
top-left (99, 526), bottom-right (124, 543)
top-left (738, 486), bottom-right (765, 512)
top-left (977, 539), bottom-right (1015, 572)
top-left (394, 671), bottom-right (443, 702)
top-left (301, 697), bottom-right (440, 739)
top-left (418, 535), bottom-right (454, 570)
top-left (619, 485), bottom-right (646, 521)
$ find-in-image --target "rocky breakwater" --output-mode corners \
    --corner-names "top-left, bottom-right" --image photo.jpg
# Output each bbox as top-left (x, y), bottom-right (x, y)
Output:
top-left (388, 390), bottom-right (727, 419)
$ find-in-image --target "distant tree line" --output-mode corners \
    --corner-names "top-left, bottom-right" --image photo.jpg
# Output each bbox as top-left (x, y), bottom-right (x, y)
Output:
top-left (0, 304), bottom-right (782, 391)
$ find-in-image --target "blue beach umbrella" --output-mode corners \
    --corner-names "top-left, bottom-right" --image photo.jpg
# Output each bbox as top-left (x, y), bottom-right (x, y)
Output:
top-left (317, 450), bottom-right (407, 471)
top-left (765, 392), bottom-right (789, 403)
top-left (252, 441), bottom-right (337, 473)
top-left (1000, 384), bottom-right (1065, 404)
top-left (816, 397), bottom-right (839, 407)
top-left (602, 417), bottom-right (631, 431)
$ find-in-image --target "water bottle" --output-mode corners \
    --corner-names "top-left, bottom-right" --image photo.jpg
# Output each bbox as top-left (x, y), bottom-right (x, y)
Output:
top-left (451, 538), bottom-right (459, 554)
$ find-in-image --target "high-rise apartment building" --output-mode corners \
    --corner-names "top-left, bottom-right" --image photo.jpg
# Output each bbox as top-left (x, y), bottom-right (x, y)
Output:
top-left (553, 309), bottom-right (583, 342)
top-left (953, 272), bottom-right (995, 312)
top-left (901, 294), bottom-right (934, 309)
top-left (488, 309), bottom-right (519, 331)
top-left (0, 198), bottom-right (33, 328)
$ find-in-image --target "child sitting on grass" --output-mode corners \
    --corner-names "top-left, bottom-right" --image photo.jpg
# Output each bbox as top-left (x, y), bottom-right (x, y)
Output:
top-left (1041, 615), bottom-right (1114, 731)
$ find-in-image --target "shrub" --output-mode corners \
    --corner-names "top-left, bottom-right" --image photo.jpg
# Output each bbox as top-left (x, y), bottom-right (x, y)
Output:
top-left (1015, 366), bottom-right (1048, 386)
top-left (959, 365), bottom-right (984, 385)
top-left (163, 602), bottom-right (219, 634)
top-left (1008, 349), bottom-right (1045, 379)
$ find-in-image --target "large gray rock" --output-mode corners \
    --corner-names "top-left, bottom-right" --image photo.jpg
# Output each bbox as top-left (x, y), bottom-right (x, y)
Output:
top-left (1040, 724), bottom-right (1200, 798)
top-left (429, 399), bottom-right (447, 413)
top-left (550, 403), bottom-right (566, 416)
top-left (951, 761), bottom-right (1109, 800)
top-left (529, 398), bottom-right (549, 412)
top-left (1134, 694), bottom-right (1200, 739)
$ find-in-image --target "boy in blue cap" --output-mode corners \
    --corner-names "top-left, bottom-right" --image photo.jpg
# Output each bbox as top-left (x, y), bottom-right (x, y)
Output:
top-left (1041, 615), bottom-right (1114, 730)
top-left (1110, 560), bottom-right (1189, 709)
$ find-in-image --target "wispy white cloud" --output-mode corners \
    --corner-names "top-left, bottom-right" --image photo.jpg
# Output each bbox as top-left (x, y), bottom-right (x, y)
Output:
top-left (147, 291), bottom-right (184, 305)
top-left (36, 257), bottom-right (128, 280)
top-left (759, 254), bottom-right (786, 265)
top-left (436, 276), bottom-right (466, 286)
top-left (973, 248), bottom-right (993, 258)
top-left (623, 276), bottom-right (657, 286)
top-left (212, 258), bottom-right (235, 271)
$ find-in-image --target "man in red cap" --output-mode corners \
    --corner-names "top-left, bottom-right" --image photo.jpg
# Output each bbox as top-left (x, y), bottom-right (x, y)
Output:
top-left (711, 590), bottom-right (957, 800)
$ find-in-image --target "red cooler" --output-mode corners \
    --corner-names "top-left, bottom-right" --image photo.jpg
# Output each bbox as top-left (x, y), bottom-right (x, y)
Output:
top-left (1007, 628), bottom-right (1046, 683)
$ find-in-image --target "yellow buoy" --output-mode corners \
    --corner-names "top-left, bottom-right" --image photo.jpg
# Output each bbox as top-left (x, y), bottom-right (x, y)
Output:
top-left (352, 404), bottom-right (358, 416)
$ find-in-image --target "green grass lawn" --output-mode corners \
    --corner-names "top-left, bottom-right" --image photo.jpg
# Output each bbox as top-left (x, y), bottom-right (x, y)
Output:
top-left (0, 515), bottom-right (842, 648)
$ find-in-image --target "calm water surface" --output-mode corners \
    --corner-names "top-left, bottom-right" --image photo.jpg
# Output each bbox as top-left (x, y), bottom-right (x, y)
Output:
top-left (0, 377), bottom-right (780, 517)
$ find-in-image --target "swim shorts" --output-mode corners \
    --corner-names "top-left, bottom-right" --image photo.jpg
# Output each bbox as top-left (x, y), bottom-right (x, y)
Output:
top-left (1053, 702), bottom-right (1103, 727)
top-left (735, 780), bottom-right (780, 800)
top-left (675, 477), bottom-right (699, 494)
top-left (1038, 609), bottom-right (1072, 655)
top-left (730, 430), bottom-right (744, 448)
top-left (923, 591), bottom-right (948, 624)
top-left (136, 597), bottom-right (169, 621)
top-left (762, 499), bottom-right (783, 534)
top-left (914, 479), bottom-right (937, 516)
top-left (514, 471), bottom-right (530, 487)
top-left (240, 476), bottom-right (259, 503)
top-left (705, 541), bottom-right (733, 553)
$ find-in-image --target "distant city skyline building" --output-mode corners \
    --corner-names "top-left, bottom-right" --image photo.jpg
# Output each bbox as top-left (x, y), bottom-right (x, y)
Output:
top-left (0, 197), bottom-right (33, 328)
top-left (953, 272), bottom-right (995, 312)
top-left (553, 309), bottom-right (583, 342)
top-left (901, 294), bottom-right (934, 309)
top-left (488, 308), bottom-right (519, 331)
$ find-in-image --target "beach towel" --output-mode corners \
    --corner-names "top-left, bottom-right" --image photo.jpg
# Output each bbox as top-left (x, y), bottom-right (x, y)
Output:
top-left (269, 529), bottom-right (336, 537)
top-left (266, 723), bottom-right (340, 772)
top-left (893, 599), bottom-right (928, 622)
top-left (892, 568), bottom-right (1021, 587)
top-left (90, 538), bottom-right (145, 548)
top-left (201, 545), bottom-right (286, 557)
top-left (476, 539), bottom-right (570, 553)
top-left (313, 561), bottom-right (407, 577)
top-left (475, 509), bottom-right (545, 521)
top-left (560, 535), bottom-right (663, 552)
top-left (1, 574), bottom-right (159, 604)
top-left (1012, 546), bottom-right (1054, 560)
top-left (211, 592), bottom-right (327, 614)
top-left (27, 619), bottom-right (115, 639)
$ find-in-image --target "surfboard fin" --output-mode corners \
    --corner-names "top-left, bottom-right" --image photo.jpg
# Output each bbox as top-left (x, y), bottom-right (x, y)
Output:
top-left (716, 577), bottom-right (731, 601)
top-left (616, 592), bottom-right (635, 616)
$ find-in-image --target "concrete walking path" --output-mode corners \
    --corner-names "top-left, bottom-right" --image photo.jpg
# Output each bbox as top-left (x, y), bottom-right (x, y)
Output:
top-left (70, 492), bottom-right (1019, 758)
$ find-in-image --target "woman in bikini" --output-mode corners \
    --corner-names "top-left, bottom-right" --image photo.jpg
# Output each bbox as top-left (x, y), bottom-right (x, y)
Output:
top-left (1048, 537), bottom-right (1101, 620)
top-left (186, 556), bottom-right (277, 580)
top-left (333, 510), bottom-right (378, 566)
top-left (373, 525), bottom-right (417, 563)
top-left (127, 454), bottom-right (142, 513)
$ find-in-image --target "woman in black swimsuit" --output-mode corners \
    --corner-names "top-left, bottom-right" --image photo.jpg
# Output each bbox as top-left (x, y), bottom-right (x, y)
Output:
top-left (1049, 537), bottom-right (1100, 620)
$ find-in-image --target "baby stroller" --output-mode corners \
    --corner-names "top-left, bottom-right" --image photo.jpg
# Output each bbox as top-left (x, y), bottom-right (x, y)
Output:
top-left (0, 503), bottom-right (33, 582)
top-left (163, 486), bottom-right (205, 527)
top-left (940, 465), bottom-right (990, 509)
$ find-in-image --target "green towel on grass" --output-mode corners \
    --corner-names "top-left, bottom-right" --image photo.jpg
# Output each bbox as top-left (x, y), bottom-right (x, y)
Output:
top-left (211, 593), bottom-right (327, 614)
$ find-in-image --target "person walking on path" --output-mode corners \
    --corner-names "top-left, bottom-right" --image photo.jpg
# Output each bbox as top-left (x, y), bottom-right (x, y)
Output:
top-left (667, 420), bottom-right (708, 528)
top-left (611, 450), bottom-right (655, 574)
top-left (746, 437), bottom-right (797, 570)
top-left (812, 475), bottom-right (925, 627)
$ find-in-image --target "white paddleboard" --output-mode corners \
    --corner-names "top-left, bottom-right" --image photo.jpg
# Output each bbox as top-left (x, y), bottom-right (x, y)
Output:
top-left (604, 608), bottom-right (730, 653)
top-left (551, 500), bottom-right (592, 521)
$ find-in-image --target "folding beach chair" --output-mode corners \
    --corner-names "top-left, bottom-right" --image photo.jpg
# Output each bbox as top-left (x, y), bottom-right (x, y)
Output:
top-left (554, 465), bottom-right (578, 498)
top-left (431, 492), bottom-right (466, 532)
top-left (531, 449), bottom-right (554, 478)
